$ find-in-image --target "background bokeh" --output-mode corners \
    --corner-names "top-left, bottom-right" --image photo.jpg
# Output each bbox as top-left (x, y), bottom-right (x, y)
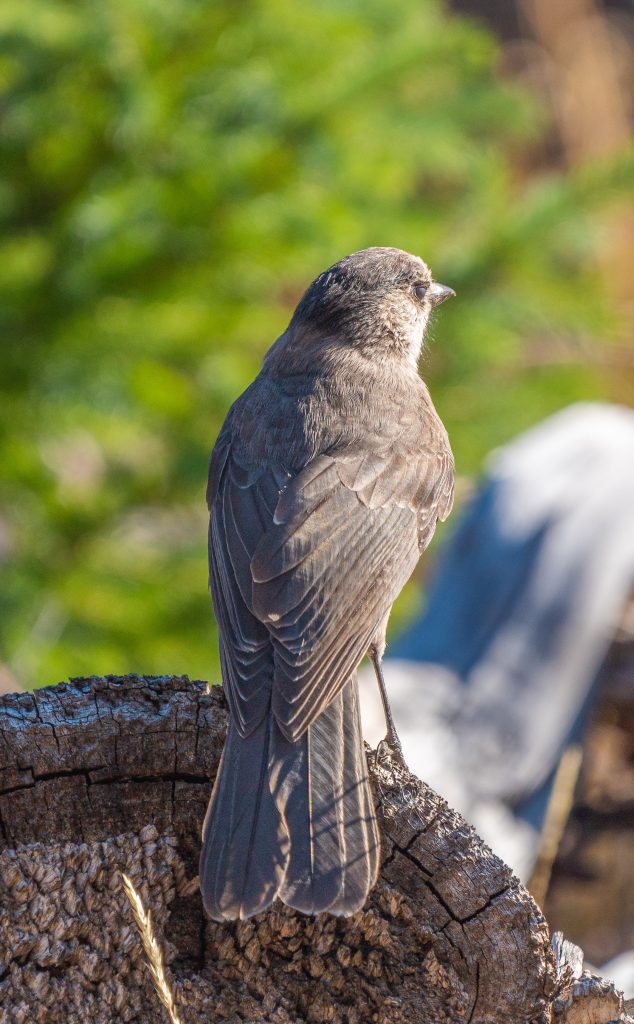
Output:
top-left (0, 0), bottom-right (632, 692)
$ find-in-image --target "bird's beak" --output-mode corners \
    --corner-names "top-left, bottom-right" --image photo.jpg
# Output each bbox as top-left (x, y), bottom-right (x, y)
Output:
top-left (428, 282), bottom-right (455, 307)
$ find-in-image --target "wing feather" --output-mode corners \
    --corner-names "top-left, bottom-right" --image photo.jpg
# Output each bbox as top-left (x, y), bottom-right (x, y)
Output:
top-left (209, 428), bottom-right (453, 742)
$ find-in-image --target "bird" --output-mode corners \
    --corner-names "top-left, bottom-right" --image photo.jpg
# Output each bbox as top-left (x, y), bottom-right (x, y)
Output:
top-left (200, 246), bottom-right (455, 922)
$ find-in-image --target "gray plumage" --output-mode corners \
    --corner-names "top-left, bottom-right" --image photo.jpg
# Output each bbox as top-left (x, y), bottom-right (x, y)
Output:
top-left (200, 247), bottom-right (454, 920)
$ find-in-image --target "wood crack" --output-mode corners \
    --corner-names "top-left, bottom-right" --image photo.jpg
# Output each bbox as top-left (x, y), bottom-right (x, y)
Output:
top-left (0, 768), bottom-right (209, 797)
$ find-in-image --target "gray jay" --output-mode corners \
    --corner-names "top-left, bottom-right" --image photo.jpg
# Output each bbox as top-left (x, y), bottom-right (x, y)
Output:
top-left (200, 247), bottom-right (454, 920)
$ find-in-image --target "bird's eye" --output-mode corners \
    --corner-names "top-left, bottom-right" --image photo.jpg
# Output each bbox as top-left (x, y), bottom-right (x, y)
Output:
top-left (415, 284), bottom-right (428, 301)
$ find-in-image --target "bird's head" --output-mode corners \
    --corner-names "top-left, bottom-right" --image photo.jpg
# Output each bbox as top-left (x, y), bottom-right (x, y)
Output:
top-left (287, 247), bottom-right (454, 368)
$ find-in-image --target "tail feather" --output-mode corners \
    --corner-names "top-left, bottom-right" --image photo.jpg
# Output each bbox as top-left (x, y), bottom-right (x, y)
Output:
top-left (329, 676), bottom-right (380, 913)
top-left (274, 676), bottom-right (380, 916)
top-left (200, 714), bottom-right (288, 921)
top-left (273, 687), bottom-right (346, 914)
top-left (200, 676), bottom-right (380, 920)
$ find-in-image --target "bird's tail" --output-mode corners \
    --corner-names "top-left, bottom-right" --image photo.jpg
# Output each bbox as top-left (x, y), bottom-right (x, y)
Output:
top-left (200, 676), bottom-right (380, 920)
top-left (200, 712), bottom-right (288, 920)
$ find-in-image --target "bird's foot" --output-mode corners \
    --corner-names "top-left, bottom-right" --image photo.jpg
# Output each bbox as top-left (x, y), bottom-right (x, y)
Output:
top-left (376, 729), bottom-right (408, 771)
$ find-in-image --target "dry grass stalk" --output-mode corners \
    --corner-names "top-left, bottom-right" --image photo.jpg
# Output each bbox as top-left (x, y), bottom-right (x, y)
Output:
top-left (528, 744), bottom-right (583, 908)
top-left (121, 872), bottom-right (184, 1024)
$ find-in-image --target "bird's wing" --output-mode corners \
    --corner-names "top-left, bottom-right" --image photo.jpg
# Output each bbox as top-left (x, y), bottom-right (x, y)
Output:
top-left (207, 434), bottom-right (284, 737)
top-left (249, 443), bottom-right (454, 742)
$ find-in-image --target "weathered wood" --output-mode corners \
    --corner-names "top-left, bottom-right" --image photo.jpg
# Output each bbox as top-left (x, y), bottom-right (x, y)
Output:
top-left (0, 673), bottom-right (614, 1024)
top-left (551, 932), bottom-right (634, 1024)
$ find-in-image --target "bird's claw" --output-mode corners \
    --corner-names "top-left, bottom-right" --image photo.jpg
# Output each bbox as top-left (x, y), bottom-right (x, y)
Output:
top-left (377, 732), bottom-right (408, 770)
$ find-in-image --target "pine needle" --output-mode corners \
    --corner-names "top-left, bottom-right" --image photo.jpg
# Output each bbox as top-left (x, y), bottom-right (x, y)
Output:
top-left (121, 872), bottom-right (184, 1024)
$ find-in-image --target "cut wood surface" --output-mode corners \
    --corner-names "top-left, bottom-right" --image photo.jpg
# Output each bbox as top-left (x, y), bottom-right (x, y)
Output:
top-left (0, 674), bottom-right (627, 1023)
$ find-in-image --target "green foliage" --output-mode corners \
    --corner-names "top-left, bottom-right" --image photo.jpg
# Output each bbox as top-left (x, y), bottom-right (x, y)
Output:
top-left (0, 0), bottom-right (630, 687)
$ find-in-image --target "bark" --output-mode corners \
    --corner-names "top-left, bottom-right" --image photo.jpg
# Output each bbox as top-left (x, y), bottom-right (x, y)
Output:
top-left (551, 932), bottom-right (633, 1024)
top-left (0, 675), bottom-right (625, 1024)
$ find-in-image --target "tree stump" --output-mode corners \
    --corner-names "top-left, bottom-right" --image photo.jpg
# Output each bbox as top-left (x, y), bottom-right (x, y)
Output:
top-left (0, 675), bottom-right (624, 1023)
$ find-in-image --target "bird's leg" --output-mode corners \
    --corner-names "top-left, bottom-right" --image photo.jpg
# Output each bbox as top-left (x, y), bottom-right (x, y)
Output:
top-left (369, 645), bottom-right (406, 766)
